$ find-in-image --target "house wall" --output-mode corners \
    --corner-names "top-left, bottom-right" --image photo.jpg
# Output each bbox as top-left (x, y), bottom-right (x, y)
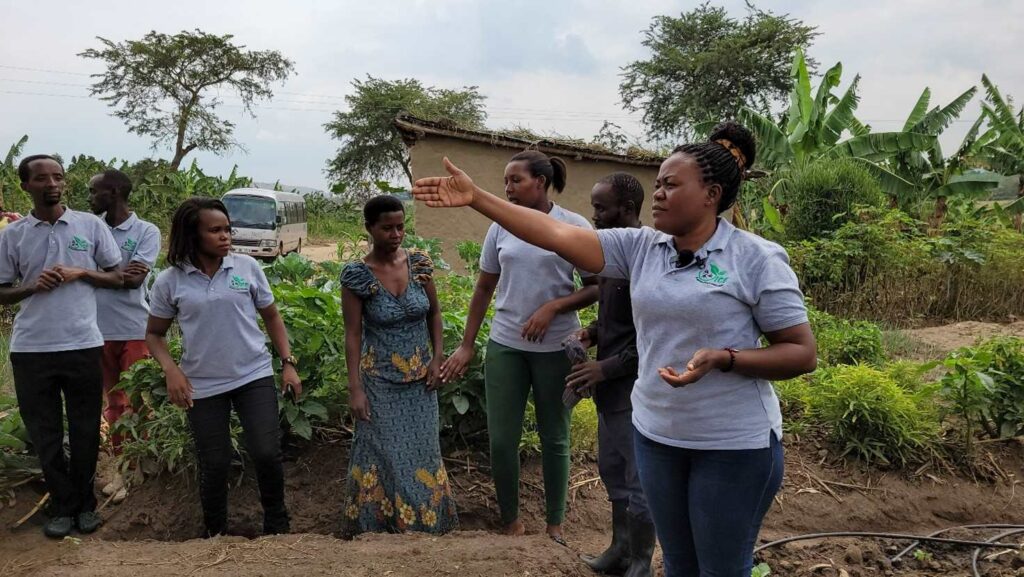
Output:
top-left (407, 134), bottom-right (661, 271)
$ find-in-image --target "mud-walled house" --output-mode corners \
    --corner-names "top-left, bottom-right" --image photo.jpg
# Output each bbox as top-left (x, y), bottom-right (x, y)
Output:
top-left (395, 114), bottom-right (664, 270)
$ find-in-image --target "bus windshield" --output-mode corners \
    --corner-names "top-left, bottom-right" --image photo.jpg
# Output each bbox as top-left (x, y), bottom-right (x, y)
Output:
top-left (223, 196), bottom-right (276, 230)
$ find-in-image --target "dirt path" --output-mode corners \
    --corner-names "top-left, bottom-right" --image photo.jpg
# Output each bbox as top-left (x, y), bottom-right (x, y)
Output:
top-left (903, 320), bottom-right (1024, 354)
top-left (300, 242), bottom-right (338, 263)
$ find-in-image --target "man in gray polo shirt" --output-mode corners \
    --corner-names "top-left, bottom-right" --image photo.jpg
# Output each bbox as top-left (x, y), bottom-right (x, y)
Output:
top-left (89, 168), bottom-right (161, 499)
top-left (0, 155), bottom-right (123, 538)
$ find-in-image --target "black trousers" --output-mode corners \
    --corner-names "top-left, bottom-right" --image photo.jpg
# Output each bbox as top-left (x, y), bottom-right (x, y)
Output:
top-left (11, 347), bottom-right (104, 517)
top-left (187, 376), bottom-right (289, 536)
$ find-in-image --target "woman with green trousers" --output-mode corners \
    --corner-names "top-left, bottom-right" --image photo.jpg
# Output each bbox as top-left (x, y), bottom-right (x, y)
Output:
top-left (439, 150), bottom-right (598, 544)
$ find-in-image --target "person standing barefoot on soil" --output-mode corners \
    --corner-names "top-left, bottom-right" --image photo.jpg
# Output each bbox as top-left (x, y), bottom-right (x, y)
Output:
top-left (0, 155), bottom-right (123, 538)
top-left (438, 151), bottom-right (599, 544)
top-left (572, 173), bottom-right (655, 577)
top-left (413, 123), bottom-right (817, 577)
top-left (146, 197), bottom-right (301, 537)
top-left (89, 169), bottom-right (161, 501)
top-left (340, 195), bottom-right (457, 535)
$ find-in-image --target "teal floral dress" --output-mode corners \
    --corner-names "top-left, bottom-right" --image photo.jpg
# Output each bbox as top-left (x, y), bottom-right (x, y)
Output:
top-left (339, 249), bottom-right (457, 535)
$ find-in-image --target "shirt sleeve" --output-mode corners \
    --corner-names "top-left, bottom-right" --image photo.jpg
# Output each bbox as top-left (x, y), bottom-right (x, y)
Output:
top-left (751, 247), bottom-right (809, 333)
top-left (596, 228), bottom-right (647, 280)
top-left (598, 342), bottom-right (639, 382)
top-left (479, 223), bottom-right (501, 275)
top-left (0, 228), bottom-right (19, 284)
top-left (93, 221), bottom-right (122, 269)
top-left (132, 224), bottom-right (162, 268)
top-left (251, 260), bottom-right (275, 309)
top-left (148, 272), bottom-right (177, 319)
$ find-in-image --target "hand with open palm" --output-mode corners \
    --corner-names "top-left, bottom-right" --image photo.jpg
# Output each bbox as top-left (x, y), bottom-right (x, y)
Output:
top-left (411, 157), bottom-right (477, 208)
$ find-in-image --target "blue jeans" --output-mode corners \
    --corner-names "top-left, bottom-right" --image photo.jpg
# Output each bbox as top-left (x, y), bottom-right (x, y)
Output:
top-left (633, 428), bottom-right (783, 577)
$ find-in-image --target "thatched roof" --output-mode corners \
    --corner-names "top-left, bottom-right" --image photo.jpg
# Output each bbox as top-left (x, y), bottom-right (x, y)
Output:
top-left (394, 114), bottom-right (664, 168)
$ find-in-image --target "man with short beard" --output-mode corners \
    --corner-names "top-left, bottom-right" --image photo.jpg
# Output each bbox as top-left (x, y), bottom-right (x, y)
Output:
top-left (0, 155), bottom-right (123, 538)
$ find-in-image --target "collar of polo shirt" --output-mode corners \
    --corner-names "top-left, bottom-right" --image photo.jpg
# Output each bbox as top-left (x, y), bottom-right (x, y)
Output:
top-left (111, 212), bottom-right (139, 231)
top-left (655, 217), bottom-right (737, 260)
top-left (182, 253), bottom-right (236, 275)
top-left (24, 206), bottom-right (73, 227)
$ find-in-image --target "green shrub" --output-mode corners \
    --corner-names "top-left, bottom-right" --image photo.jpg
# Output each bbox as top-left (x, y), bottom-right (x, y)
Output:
top-left (808, 305), bottom-right (885, 366)
top-left (811, 364), bottom-right (939, 466)
top-left (940, 337), bottom-right (1024, 448)
top-left (773, 376), bottom-right (812, 431)
top-left (777, 159), bottom-right (886, 241)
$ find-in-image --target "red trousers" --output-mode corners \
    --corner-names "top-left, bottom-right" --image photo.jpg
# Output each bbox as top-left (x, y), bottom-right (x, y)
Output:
top-left (101, 340), bottom-right (150, 454)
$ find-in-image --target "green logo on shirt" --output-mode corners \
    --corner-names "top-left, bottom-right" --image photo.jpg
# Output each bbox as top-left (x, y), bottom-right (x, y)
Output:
top-left (120, 238), bottom-right (138, 253)
top-left (229, 275), bottom-right (250, 291)
top-left (68, 236), bottom-right (91, 252)
top-left (696, 262), bottom-right (729, 287)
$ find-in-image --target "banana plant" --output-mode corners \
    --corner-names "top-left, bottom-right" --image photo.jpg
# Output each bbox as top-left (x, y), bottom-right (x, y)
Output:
top-left (892, 86), bottom-right (1003, 221)
top-left (739, 49), bottom-right (937, 198)
top-left (974, 75), bottom-right (1024, 227)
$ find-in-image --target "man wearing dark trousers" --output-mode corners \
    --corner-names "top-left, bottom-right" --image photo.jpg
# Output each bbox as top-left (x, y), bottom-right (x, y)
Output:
top-left (0, 155), bottom-right (123, 538)
top-left (569, 173), bottom-right (655, 577)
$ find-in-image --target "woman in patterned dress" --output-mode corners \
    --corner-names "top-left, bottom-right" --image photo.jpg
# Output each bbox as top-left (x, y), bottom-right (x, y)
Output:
top-left (340, 195), bottom-right (457, 535)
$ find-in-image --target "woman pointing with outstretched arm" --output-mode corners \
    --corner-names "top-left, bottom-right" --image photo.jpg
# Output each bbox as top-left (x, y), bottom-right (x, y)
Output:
top-left (413, 123), bottom-right (816, 577)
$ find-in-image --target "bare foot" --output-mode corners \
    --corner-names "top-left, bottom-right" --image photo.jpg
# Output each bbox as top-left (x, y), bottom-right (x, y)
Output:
top-left (546, 523), bottom-right (565, 544)
top-left (500, 519), bottom-right (526, 536)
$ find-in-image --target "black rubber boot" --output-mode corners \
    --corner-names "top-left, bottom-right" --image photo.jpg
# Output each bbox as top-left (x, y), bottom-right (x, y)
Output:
top-left (622, 513), bottom-right (656, 577)
top-left (581, 500), bottom-right (630, 575)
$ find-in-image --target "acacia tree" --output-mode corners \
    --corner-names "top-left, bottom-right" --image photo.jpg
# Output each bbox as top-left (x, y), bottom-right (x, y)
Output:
top-left (620, 2), bottom-right (817, 140)
top-left (80, 30), bottom-right (294, 170)
top-left (324, 77), bottom-right (486, 193)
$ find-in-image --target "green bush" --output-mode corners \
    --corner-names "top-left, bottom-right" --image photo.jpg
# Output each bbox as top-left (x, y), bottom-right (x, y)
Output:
top-left (940, 337), bottom-right (1024, 448)
top-left (808, 305), bottom-right (885, 366)
top-left (811, 364), bottom-right (939, 466)
top-left (789, 206), bottom-right (1024, 324)
top-left (777, 159), bottom-right (886, 241)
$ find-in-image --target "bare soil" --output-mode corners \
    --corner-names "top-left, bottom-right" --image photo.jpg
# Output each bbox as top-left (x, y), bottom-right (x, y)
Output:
top-left (301, 242), bottom-right (339, 264)
top-left (904, 321), bottom-right (1024, 355)
top-left (1, 435), bottom-right (1022, 576)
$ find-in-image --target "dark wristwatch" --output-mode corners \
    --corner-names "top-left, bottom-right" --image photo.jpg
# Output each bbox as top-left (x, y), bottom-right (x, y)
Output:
top-left (282, 355), bottom-right (298, 367)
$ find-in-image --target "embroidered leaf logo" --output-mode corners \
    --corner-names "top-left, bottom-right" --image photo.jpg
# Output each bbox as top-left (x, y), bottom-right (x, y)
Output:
top-left (120, 238), bottom-right (138, 253)
top-left (68, 236), bottom-right (90, 251)
top-left (228, 275), bottom-right (250, 290)
top-left (696, 261), bottom-right (729, 286)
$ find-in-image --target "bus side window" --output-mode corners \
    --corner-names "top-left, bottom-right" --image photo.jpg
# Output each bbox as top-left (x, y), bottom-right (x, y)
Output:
top-left (278, 205), bottom-right (287, 225)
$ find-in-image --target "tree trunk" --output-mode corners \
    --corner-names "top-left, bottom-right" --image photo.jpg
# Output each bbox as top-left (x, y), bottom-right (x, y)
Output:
top-left (169, 149), bottom-right (186, 172)
top-left (929, 196), bottom-right (948, 234)
top-left (1014, 176), bottom-right (1023, 233)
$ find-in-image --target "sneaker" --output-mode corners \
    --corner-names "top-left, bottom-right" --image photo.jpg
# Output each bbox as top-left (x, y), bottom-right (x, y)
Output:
top-left (43, 517), bottom-right (74, 538)
top-left (76, 511), bottom-right (102, 534)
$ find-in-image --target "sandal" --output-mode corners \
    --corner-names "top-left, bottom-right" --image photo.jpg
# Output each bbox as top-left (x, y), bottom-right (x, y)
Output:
top-left (549, 533), bottom-right (568, 547)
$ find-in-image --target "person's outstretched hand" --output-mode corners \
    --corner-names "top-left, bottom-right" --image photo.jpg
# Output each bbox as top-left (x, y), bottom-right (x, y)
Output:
top-left (411, 157), bottom-right (476, 208)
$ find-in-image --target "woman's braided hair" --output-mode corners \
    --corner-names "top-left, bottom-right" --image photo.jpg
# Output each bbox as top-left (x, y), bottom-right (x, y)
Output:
top-left (672, 122), bottom-right (756, 215)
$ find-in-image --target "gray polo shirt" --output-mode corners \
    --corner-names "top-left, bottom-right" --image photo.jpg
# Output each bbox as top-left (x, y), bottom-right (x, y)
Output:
top-left (597, 218), bottom-right (808, 450)
top-left (480, 203), bottom-right (594, 353)
top-left (149, 254), bottom-right (275, 399)
top-left (95, 213), bottom-right (161, 341)
top-left (0, 209), bottom-right (121, 353)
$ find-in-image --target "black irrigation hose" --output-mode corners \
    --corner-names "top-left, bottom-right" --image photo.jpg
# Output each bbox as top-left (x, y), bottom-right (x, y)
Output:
top-left (971, 528), bottom-right (1024, 577)
top-left (754, 531), bottom-right (1022, 554)
top-left (891, 524), bottom-right (1024, 563)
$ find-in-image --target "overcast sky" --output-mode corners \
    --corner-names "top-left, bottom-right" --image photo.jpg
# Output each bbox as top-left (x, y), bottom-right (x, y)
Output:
top-left (2, 0), bottom-right (1021, 190)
